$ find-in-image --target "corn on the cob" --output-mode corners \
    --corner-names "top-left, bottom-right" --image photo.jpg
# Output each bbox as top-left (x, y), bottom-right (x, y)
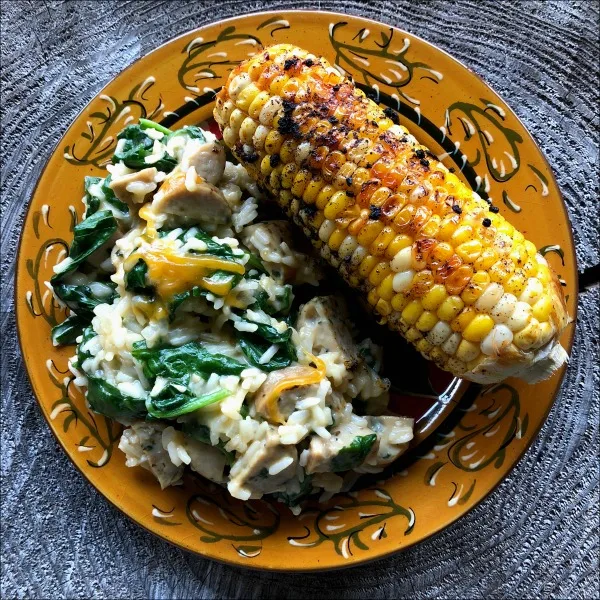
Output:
top-left (214, 44), bottom-right (570, 384)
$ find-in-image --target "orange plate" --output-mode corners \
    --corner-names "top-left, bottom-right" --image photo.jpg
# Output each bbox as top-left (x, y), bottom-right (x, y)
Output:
top-left (15, 10), bottom-right (577, 570)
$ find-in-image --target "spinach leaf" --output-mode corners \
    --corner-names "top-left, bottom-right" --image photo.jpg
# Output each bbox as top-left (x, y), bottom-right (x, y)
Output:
top-left (253, 286), bottom-right (292, 316)
top-left (168, 286), bottom-right (208, 317)
top-left (182, 421), bottom-right (235, 465)
top-left (132, 340), bottom-right (246, 383)
top-left (146, 386), bottom-right (228, 419)
top-left (271, 475), bottom-right (314, 507)
top-left (84, 176), bottom-right (129, 218)
top-left (112, 125), bottom-right (177, 172)
top-left (86, 377), bottom-right (147, 421)
top-left (51, 315), bottom-right (88, 346)
top-left (52, 282), bottom-right (117, 316)
top-left (77, 326), bottom-right (96, 365)
top-left (139, 118), bottom-right (172, 136)
top-left (237, 334), bottom-right (292, 372)
top-left (330, 434), bottom-right (377, 472)
top-left (165, 125), bottom-right (206, 143)
top-left (125, 259), bottom-right (154, 294)
top-left (202, 270), bottom-right (243, 293)
top-left (52, 210), bottom-right (117, 280)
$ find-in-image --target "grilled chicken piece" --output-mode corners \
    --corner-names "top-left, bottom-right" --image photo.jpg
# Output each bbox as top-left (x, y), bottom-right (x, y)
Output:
top-left (109, 167), bottom-right (158, 204)
top-left (180, 138), bottom-right (226, 185)
top-left (118, 422), bottom-right (183, 489)
top-left (152, 170), bottom-right (232, 224)
top-left (185, 438), bottom-right (229, 483)
top-left (228, 432), bottom-right (298, 500)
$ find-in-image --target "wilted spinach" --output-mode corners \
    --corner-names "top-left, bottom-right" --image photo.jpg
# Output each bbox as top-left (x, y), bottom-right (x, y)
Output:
top-left (50, 315), bottom-right (88, 346)
top-left (125, 259), bottom-right (153, 294)
top-left (52, 282), bottom-right (117, 317)
top-left (330, 434), bottom-right (377, 472)
top-left (146, 386), bottom-right (229, 419)
top-left (112, 125), bottom-right (177, 172)
top-left (271, 475), bottom-right (314, 507)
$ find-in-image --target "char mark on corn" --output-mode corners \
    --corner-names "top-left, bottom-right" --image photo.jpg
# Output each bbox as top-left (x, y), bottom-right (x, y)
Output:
top-left (214, 44), bottom-right (570, 384)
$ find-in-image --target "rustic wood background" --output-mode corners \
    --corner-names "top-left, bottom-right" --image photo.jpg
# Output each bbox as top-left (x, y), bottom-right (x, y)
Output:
top-left (1, 1), bottom-right (598, 598)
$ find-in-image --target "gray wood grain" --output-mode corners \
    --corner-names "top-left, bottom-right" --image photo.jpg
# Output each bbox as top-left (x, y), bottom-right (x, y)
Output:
top-left (1, 1), bottom-right (598, 598)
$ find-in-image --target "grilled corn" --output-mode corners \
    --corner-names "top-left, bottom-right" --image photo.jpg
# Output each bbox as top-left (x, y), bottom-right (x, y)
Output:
top-left (214, 44), bottom-right (570, 384)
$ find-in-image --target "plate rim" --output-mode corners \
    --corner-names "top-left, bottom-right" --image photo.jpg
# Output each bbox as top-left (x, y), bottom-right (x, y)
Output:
top-left (14, 8), bottom-right (578, 571)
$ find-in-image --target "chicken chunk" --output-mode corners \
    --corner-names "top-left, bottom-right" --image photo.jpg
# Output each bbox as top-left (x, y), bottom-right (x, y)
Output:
top-left (109, 167), bottom-right (158, 204)
top-left (305, 412), bottom-right (379, 474)
top-left (152, 169), bottom-right (232, 224)
top-left (180, 138), bottom-right (226, 185)
top-left (118, 422), bottom-right (183, 489)
top-left (240, 220), bottom-right (323, 284)
top-left (359, 416), bottom-right (414, 471)
top-left (228, 432), bottom-right (298, 500)
top-left (184, 437), bottom-right (229, 484)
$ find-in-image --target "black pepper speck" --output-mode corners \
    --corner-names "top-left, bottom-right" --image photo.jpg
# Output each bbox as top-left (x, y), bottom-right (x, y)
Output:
top-left (420, 158), bottom-right (430, 167)
top-left (369, 205), bottom-right (382, 220)
top-left (490, 205), bottom-right (499, 213)
top-left (383, 107), bottom-right (400, 125)
top-left (452, 205), bottom-right (462, 214)
top-left (415, 149), bottom-right (426, 159)
top-left (482, 218), bottom-right (492, 227)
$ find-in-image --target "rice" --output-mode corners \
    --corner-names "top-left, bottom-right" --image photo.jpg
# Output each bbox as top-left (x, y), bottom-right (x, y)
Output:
top-left (51, 119), bottom-right (414, 511)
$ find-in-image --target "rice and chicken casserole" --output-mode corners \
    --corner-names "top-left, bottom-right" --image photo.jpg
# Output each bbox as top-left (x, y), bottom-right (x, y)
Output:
top-left (50, 118), bottom-right (414, 511)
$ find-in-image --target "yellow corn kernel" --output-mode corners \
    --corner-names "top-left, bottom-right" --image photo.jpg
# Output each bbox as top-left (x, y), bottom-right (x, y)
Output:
top-left (370, 187), bottom-right (392, 207)
top-left (474, 248), bottom-right (498, 271)
top-left (416, 310), bottom-right (438, 332)
top-left (455, 339), bottom-right (480, 363)
top-left (357, 221), bottom-right (385, 247)
top-left (537, 321), bottom-right (554, 347)
top-left (512, 230), bottom-right (525, 245)
top-left (236, 84), bottom-right (260, 111)
top-left (280, 139), bottom-right (297, 164)
top-left (370, 226), bottom-right (396, 256)
top-left (369, 262), bottom-right (392, 286)
top-left (437, 215), bottom-right (458, 242)
top-left (303, 179), bottom-right (324, 204)
top-left (327, 228), bottom-right (347, 252)
top-left (524, 240), bottom-right (537, 257)
top-left (437, 296), bottom-right (464, 321)
top-left (429, 346), bottom-right (448, 364)
top-left (522, 260), bottom-right (538, 277)
top-left (280, 163), bottom-right (298, 189)
top-left (264, 129), bottom-right (284, 154)
top-left (422, 285), bottom-right (448, 311)
top-left (456, 240), bottom-right (483, 264)
top-left (358, 255), bottom-right (379, 278)
top-left (385, 234), bottom-right (413, 259)
top-left (505, 272), bottom-right (526, 296)
top-left (461, 271), bottom-right (491, 305)
top-left (376, 274), bottom-right (395, 301)
top-left (513, 319), bottom-right (541, 350)
top-left (532, 295), bottom-right (553, 322)
top-left (415, 338), bottom-right (433, 354)
top-left (489, 259), bottom-right (515, 283)
top-left (316, 185), bottom-right (335, 209)
top-left (391, 293), bottom-right (409, 312)
top-left (405, 326), bottom-right (423, 342)
top-left (269, 75), bottom-right (288, 96)
top-left (421, 214), bottom-right (441, 238)
top-left (451, 225), bottom-right (474, 246)
top-left (248, 90), bottom-right (271, 118)
top-left (376, 298), bottom-right (392, 317)
top-left (537, 264), bottom-right (551, 283)
top-left (260, 155), bottom-right (273, 176)
top-left (291, 170), bottom-right (312, 197)
top-left (496, 220), bottom-right (514, 237)
top-left (451, 308), bottom-right (476, 332)
top-left (367, 287), bottom-right (379, 306)
top-left (402, 300), bottom-right (424, 325)
top-left (324, 191), bottom-right (352, 219)
top-left (463, 314), bottom-right (495, 342)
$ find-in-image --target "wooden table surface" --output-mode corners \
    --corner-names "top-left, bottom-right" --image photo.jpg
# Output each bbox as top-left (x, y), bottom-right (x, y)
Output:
top-left (1, 1), bottom-right (598, 598)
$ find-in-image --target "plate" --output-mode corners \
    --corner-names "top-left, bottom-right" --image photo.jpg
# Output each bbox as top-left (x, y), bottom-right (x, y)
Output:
top-left (15, 10), bottom-right (576, 570)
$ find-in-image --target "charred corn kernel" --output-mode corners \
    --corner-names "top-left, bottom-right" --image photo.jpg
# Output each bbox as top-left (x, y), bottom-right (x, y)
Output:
top-left (451, 308), bottom-right (476, 332)
top-left (422, 285), bottom-right (448, 311)
top-left (463, 314), bottom-right (495, 342)
top-left (416, 310), bottom-right (438, 332)
top-left (402, 300), bottom-right (424, 325)
top-left (532, 295), bottom-right (553, 322)
top-left (437, 296), bottom-right (464, 321)
top-left (391, 293), bottom-right (410, 312)
top-left (215, 43), bottom-right (569, 383)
